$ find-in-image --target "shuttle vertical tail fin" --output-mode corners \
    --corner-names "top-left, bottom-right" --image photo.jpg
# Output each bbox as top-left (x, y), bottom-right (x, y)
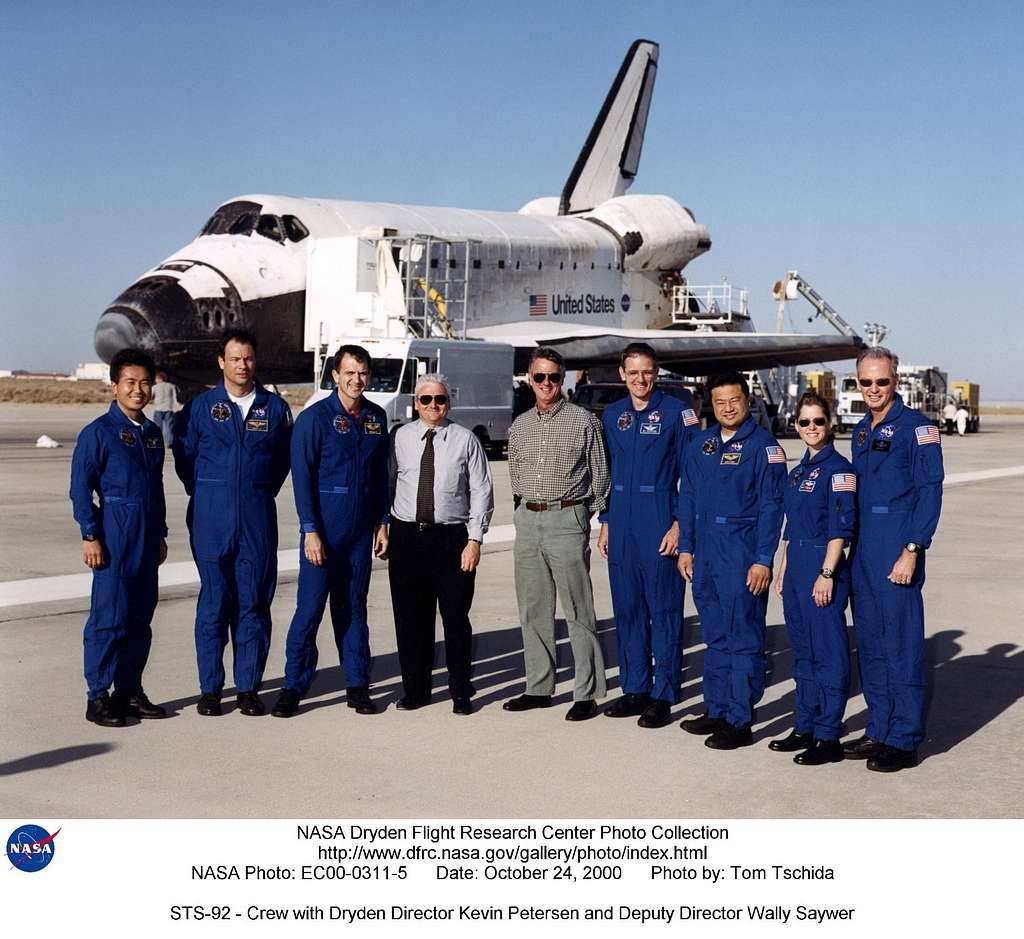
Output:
top-left (558, 39), bottom-right (659, 215)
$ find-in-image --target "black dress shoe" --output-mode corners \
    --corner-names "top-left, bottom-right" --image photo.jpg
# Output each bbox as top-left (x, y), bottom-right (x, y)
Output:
top-left (502, 694), bottom-right (552, 712)
top-left (604, 693), bottom-right (650, 718)
top-left (197, 692), bottom-right (222, 716)
top-left (842, 735), bottom-right (885, 760)
top-left (705, 723), bottom-right (754, 750)
top-left (565, 700), bottom-right (597, 722)
top-left (793, 738), bottom-right (844, 765)
top-left (86, 692), bottom-right (126, 727)
top-left (112, 690), bottom-right (167, 719)
top-left (271, 688), bottom-right (300, 718)
top-left (768, 730), bottom-right (814, 752)
top-left (866, 745), bottom-right (918, 773)
top-left (637, 699), bottom-right (673, 728)
top-left (680, 712), bottom-right (728, 735)
top-left (396, 695), bottom-right (429, 711)
top-left (452, 697), bottom-right (473, 715)
top-left (237, 691), bottom-right (265, 717)
top-left (346, 687), bottom-right (378, 715)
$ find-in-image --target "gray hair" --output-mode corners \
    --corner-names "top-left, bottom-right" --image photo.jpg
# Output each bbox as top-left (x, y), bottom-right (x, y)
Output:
top-left (414, 372), bottom-right (450, 396)
top-left (856, 345), bottom-right (899, 376)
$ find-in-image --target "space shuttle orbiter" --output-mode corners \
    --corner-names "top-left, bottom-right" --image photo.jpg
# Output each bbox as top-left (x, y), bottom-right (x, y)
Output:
top-left (94, 39), bottom-right (860, 384)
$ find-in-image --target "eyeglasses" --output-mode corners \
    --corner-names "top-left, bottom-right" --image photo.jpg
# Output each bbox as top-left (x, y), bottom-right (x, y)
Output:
top-left (858, 377), bottom-right (892, 388)
top-left (797, 417), bottom-right (829, 427)
top-left (531, 372), bottom-right (563, 384)
top-left (417, 394), bottom-right (448, 405)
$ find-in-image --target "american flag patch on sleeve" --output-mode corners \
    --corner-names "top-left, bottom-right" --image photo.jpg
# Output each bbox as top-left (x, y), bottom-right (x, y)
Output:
top-left (915, 425), bottom-right (940, 446)
top-left (765, 446), bottom-right (787, 464)
top-left (831, 473), bottom-right (857, 492)
top-left (682, 408), bottom-right (699, 426)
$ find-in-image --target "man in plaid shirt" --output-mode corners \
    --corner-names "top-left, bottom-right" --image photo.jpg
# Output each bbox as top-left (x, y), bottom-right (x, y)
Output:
top-left (504, 348), bottom-right (611, 721)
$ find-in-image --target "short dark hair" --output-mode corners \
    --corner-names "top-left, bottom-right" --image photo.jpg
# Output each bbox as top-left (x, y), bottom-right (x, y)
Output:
top-left (333, 344), bottom-right (372, 371)
top-left (110, 348), bottom-right (156, 384)
top-left (620, 342), bottom-right (658, 367)
top-left (528, 347), bottom-right (565, 372)
top-left (795, 391), bottom-right (833, 424)
top-left (219, 328), bottom-right (258, 356)
top-left (707, 370), bottom-right (750, 397)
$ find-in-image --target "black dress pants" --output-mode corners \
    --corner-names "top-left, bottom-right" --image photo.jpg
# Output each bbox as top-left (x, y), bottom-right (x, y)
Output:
top-left (388, 520), bottom-right (476, 700)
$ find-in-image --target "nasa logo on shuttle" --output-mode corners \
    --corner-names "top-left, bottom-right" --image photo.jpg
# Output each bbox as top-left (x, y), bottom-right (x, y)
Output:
top-left (211, 402), bottom-right (231, 422)
top-left (621, 294), bottom-right (631, 312)
top-left (7, 824), bottom-right (60, 873)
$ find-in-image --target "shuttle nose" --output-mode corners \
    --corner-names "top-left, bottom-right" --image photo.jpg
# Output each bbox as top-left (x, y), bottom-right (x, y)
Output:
top-left (94, 306), bottom-right (160, 362)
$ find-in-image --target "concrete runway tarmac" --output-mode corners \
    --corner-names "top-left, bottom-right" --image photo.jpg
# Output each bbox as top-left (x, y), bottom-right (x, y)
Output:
top-left (1, 404), bottom-right (1021, 818)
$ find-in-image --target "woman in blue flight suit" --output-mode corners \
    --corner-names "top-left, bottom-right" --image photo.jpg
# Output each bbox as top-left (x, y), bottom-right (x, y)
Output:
top-left (771, 392), bottom-right (856, 765)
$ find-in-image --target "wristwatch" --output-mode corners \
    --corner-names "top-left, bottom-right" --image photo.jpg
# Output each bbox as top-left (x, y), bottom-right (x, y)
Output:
top-left (82, 534), bottom-right (97, 543)
top-left (819, 567), bottom-right (834, 579)
top-left (904, 542), bottom-right (920, 554)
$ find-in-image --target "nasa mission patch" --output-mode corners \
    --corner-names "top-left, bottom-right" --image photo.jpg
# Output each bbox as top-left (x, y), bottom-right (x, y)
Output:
top-left (211, 402), bottom-right (231, 422)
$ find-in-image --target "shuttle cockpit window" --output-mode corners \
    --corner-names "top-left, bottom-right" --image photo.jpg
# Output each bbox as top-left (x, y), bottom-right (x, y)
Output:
top-left (283, 215), bottom-right (310, 243)
top-left (199, 200), bottom-right (262, 237)
top-left (256, 214), bottom-right (285, 243)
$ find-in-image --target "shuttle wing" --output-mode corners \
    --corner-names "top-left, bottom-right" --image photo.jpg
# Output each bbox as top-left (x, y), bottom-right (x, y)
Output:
top-left (559, 40), bottom-right (659, 215)
top-left (469, 322), bottom-right (863, 374)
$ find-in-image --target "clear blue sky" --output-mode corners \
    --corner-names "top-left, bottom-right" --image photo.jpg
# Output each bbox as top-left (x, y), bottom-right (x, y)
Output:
top-left (2, 1), bottom-right (1021, 395)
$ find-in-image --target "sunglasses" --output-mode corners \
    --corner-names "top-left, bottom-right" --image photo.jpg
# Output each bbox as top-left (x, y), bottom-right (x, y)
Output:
top-left (417, 394), bottom-right (448, 405)
top-left (797, 417), bottom-right (828, 427)
top-left (859, 377), bottom-right (892, 388)
top-left (532, 372), bottom-right (563, 384)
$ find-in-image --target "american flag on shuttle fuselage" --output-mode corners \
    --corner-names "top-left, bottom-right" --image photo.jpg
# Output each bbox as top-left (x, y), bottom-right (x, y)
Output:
top-left (915, 424), bottom-right (940, 446)
top-left (528, 294), bottom-right (547, 316)
top-left (831, 473), bottom-right (857, 492)
top-left (765, 445), bottom-right (787, 464)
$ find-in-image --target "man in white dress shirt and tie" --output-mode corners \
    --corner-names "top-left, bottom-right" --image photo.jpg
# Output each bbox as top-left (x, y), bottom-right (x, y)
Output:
top-left (387, 374), bottom-right (494, 714)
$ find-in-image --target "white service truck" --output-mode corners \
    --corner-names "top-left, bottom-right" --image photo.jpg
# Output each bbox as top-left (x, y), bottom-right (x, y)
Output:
top-left (310, 337), bottom-right (514, 455)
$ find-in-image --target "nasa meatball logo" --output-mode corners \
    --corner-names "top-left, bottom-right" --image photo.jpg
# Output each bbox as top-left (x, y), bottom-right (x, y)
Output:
top-left (211, 402), bottom-right (231, 422)
top-left (251, 406), bottom-right (267, 419)
top-left (119, 428), bottom-right (135, 446)
top-left (857, 429), bottom-right (868, 446)
top-left (728, 441), bottom-right (743, 451)
top-left (702, 437), bottom-right (718, 455)
top-left (333, 415), bottom-right (351, 434)
top-left (647, 410), bottom-right (662, 423)
top-left (617, 411), bottom-right (633, 431)
top-left (7, 824), bottom-right (59, 873)
top-left (879, 424), bottom-right (896, 438)
top-left (809, 467), bottom-right (820, 479)
top-left (621, 294), bottom-right (631, 312)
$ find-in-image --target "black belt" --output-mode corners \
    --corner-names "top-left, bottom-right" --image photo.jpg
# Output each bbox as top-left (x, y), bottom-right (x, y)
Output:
top-left (524, 499), bottom-right (583, 512)
top-left (393, 518), bottom-right (462, 532)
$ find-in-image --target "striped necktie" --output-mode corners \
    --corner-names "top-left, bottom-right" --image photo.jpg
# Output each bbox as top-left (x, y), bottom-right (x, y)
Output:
top-left (415, 429), bottom-right (436, 525)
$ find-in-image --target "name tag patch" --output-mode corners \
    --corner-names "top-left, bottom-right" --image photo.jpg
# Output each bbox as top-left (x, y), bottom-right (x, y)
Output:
top-left (799, 479), bottom-right (816, 492)
top-left (640, 422), bottom-right (662, 435)
top-left (720, 452), bottom-right (742, 465)
top-left (364, 421), bottom-right (382, 436)
top-left (144, 436), bottom-right (163, 448)
top-left (246, 419), bottom-right (269, 433)
top-left (871, 439), bottom-right (891, 452)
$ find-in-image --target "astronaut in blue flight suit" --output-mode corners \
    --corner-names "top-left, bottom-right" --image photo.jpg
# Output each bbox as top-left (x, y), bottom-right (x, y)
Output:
top-left (272, 345), bottom-right (390, 719)
top-left (70, 348), bottom-right (168, 727)
top-left (844, 347), bottom-right (943, 772)
top-left (771, 392), bottom-right (856, 766)
top-left (173, 329), bottom-right (292, 717)
top-left (677, 371), bottom-right (787, 750)
top-left (598, 343), bottom-right (698, 729)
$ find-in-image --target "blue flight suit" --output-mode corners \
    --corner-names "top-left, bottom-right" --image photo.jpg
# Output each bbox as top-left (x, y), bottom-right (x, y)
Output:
top-left (679, 416), bottom-right (786, 729)
top-left (601, 391), bottom-right (699, 703)
top-left (70, 402), bottom-right (167, 699)
top-left (781, 443), bottom-right (856, 741)
top-left (283, 393), bottom-right (389, 696)
top-left (850, 394), bottom-right (943, 751)
top-left (173, 382), bottom-right (292, 695)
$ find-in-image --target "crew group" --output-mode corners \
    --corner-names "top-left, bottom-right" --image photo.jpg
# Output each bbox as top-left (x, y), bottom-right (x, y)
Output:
top-left (70, 333), bottom-right (942, 774)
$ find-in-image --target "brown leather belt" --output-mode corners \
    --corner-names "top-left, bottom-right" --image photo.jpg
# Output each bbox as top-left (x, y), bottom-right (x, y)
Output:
top-left (524, 499), bottom-right (583, 512)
